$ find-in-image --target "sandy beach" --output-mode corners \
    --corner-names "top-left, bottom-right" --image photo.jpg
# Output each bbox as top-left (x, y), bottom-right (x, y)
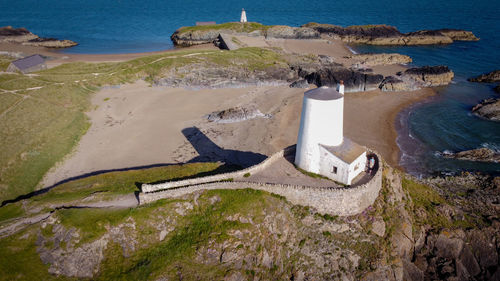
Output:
top-left (1, 37), bottom-right (435, 187)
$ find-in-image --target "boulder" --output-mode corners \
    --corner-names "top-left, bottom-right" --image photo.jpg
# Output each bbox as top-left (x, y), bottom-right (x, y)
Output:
top-left (348, 53), bottom-right (412, 66)
top-left (495, 85), bottom-right (500, 93)
top-left (468, 70), bottom-right (500, 83)
top-left (205, 106), bottom-right (267, 123)
top-left (0, 26), bottom-right (77, 48)
top-left (441, 147), bottom-right (500, 163)
top-left (472, 98), bottom-right (500, 121)
top-left (289, 79), bottom-right (309, 88)
top-left (403, 66), bottom-right (454, 87)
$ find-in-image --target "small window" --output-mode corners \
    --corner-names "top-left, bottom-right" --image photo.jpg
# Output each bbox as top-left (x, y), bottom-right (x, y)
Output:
top-left (332, 166), bottom-right (338, 174)
top-left (354, 163), bottom-right (359, 171)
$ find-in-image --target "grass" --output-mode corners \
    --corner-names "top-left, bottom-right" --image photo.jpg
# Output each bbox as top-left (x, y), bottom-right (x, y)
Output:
top-left (401, 177), bottom-right (451, 230)
top-left (0, 226), bottom-right (71, 281)
top-left (295, 166), bottom-right (331, 180)
top-left (0, 47), bottom-right (289, 204)
top-left (0, 162), bottom-right (224, 225)
top-left (176, 22), bottom-right (273, 34)
top-left (0, 55), bottom-right (13, 71)
top-left (96, 188), bottom-right (267, 280)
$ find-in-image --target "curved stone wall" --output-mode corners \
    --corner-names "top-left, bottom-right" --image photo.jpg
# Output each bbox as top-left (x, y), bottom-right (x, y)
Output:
top-left (139, 147), bottom-right (382, 216)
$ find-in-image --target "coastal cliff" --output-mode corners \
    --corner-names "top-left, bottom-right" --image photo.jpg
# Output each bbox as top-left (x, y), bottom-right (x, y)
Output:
top-left (0, 26), bottom-right (77, 48)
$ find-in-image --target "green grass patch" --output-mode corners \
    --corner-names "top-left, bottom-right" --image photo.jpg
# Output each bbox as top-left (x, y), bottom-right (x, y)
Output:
top-left (58, 207), bottom-right (132, 245)
top-left (402, 178), bottom-right (450, 229)
top-left (0, 226), bottom-right (66, 281)
top-left (0, 202), bottom-right (24, 224)
top-left (177, 22), bottom-right (272, 34)
top-left (97, 188), bottom-right (266, 280)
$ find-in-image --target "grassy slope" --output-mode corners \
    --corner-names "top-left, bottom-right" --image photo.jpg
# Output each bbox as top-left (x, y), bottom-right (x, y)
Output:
top-left (0, 47), bottom-right (286, 203)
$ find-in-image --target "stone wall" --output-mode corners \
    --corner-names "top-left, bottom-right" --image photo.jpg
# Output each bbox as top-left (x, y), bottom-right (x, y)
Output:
top-left (139, 146), bottom-right (382, 216)
top-left (139, 170), bottom-right (381, 216)
top-left (141, 146), bottom-right (294, 193)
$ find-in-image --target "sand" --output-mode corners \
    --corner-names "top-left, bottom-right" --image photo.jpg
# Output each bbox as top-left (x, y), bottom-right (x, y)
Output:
top-left (2, 38), bottom-right (435, 187)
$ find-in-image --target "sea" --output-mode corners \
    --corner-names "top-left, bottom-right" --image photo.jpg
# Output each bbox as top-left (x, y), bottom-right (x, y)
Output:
top-left (1, 0), bottom-right (499, 176)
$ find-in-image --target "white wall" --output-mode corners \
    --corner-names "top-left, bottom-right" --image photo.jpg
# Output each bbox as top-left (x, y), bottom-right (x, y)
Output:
top-left (347, 152), bottom-right (367, 185)
top-left (295, 91), bottom-right (344, 173)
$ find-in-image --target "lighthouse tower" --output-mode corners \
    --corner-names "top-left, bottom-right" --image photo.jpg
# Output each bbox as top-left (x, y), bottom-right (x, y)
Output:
top-left (295, 86), bottom-right (367, 185)
top-left (240, 9), bottom-right (247, 23)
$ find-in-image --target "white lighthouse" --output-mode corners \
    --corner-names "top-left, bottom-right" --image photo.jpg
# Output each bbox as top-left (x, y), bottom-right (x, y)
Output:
top-left (240, 9), bottom-right (247, 23)
top-left (295, 86), bottom-right (367, 185)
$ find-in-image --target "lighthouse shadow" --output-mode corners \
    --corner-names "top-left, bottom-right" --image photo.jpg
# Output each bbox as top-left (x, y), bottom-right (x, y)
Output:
top-left (182, 126), bottom-right (267, 168)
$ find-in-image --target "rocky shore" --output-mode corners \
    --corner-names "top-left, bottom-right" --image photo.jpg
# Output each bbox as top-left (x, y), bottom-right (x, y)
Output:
top-left (0, 26), bottom-right (77, 48)
top-left (348, 53), bottom-right (412, 66)
top-left (170, 22), bottom-right (478, 47)
top-left (469, 70), bottom-right (500, 94)
top-left (152, 50), bottom-right (453, 93)
top-left (303, 23), bottom-right (479, 45)
top-left (441, 148), bottom-right (500, 163)
top-left (472, 98), bottom-right (500, 121)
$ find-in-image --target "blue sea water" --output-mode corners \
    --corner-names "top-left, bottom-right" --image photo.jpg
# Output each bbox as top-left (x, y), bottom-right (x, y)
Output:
top-left (1, 0), bottom-right (499, 175)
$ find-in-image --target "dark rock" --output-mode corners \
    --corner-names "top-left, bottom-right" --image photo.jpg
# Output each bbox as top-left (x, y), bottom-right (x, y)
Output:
top-left (468, 70), bottom-right (500, 83)
top-left (435, 233), bottom-right (464, 260)
top-left (468, 229), bottom-right (499, 270)
top-left (380, 76), bottom-right (417, 92)
top-left (403, 66), bottom-right (454, 86)
top-left (459, 246), bottom-right (481, 277)
top-left (289, 79), bottom-right (309, 88)
top-left (0, 26), bottom-right (77, 48)
top-left (495, 85), bottom-right (500, 93)
top-left (403, 259), bottom-right (424, 281)
top-left (472, 98), bottom-right (500, 121)
top-left (442, 147), bottom-right (500, 163)
top-left (304, 67), bottom-right (384, 92)
top-left (302, 23), bottom-right (478, 45)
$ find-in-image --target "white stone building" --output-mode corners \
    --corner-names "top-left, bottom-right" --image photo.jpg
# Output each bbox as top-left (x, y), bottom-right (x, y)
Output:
top-left (295, 86), bottom-right (367, 185)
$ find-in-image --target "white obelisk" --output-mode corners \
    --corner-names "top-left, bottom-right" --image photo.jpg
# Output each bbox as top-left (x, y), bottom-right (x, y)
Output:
top-left (240, 9), bottom-right (247, 23)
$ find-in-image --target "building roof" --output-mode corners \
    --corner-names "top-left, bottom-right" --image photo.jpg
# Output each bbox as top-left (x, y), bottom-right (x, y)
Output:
top-left (305, 86), bottom-right (343, 101)
top-left (11, 54), bottom-right (45, 71)
top-left (320, 138), bottom-right (365, 164)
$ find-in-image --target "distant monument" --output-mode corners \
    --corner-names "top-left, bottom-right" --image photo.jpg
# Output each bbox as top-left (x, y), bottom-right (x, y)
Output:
top-left (295, 87), bottom-right (367, 185)
top-left (240, 8), bottom-right (247, 23)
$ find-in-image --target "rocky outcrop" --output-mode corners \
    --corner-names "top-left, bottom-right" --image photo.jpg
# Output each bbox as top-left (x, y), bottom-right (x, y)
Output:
top-left (0, 26), bottom-right (77, 48)
top-left (154, 64), bottom-right (297, 88)
top-left (403, 66), bottom-right (454, 87)
top-left (472, 98), bottom-right (500, 121)
top-left (379, 76), bottom-right (418, 92)
top-left (289, 79), bottom-right (309, 88)
top-left (303, 23), bottom-right (478, 45)
top-left (171, 23), bottom-right (319, 47)
top-left (380, 66), bottom-right (454, 91)
top-left (437, 29), bottom-right (480, 41)
top-left (205, 106), bottom-right (269, 123)
top-left (348, 53), bottom-right (412, 66)
top-left (468, 70), bottom-right (500, 83)
top-left (302, 66), bottom-right (384, 92)
top-left (441, 148), bottom-right (500, 163)
top-left (264, 25), bottom-right (319, 39)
